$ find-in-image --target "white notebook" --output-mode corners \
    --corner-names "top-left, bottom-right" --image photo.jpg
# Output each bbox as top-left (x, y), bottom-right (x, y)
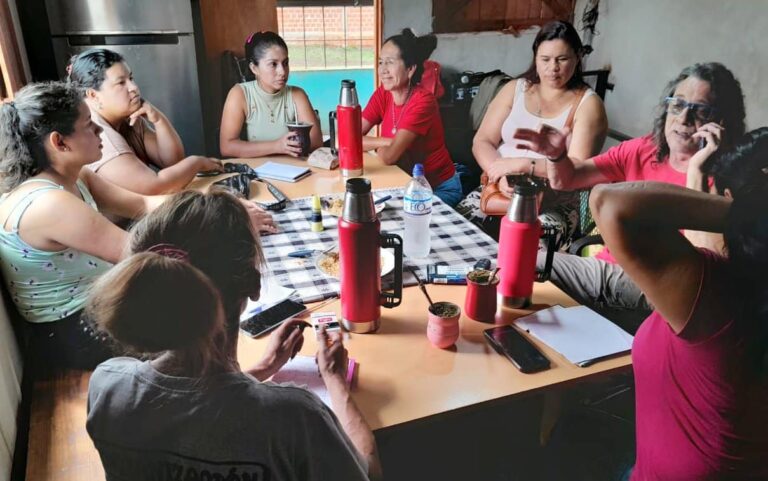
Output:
top-left (514, 305), bottom-right (634, 367)
top-left (253, 161), bottom-right (311, 182)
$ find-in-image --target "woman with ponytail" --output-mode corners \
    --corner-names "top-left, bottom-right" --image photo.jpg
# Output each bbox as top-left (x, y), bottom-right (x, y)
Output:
top-left (590, 137), bottom-right (768, 478)
top-left (0, 82), bottom-right (275, 371)
top-left (361, 28), bottom-right (461, 206)
top-left (220, 31), bottom-right (322, 158)
top-left (68, 48), bottom-right (225, 195)
top-left (86, 190), bottom-right (380, 481)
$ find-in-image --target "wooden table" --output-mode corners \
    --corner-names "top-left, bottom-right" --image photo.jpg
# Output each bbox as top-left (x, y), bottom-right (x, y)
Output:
top-left (205, 153), bottom-right (632, 432)
top-left (27, 154), bottom-right (632, 480)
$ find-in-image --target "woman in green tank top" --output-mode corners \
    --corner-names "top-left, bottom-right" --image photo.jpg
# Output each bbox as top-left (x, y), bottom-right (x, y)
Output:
top-left (220, 31), bottom-right (322, 158)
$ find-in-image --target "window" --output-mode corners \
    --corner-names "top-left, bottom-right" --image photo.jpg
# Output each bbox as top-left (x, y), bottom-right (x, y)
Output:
top-left (432, 0), bottom-right (576, 34)
top-left (277, 4), bottom-right (375, 70)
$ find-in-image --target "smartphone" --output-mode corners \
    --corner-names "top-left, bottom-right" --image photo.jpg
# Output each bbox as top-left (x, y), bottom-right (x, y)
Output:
top-left (239, 299), bottom-right (307, 338)
top-left (484, 325), bottom-right (551, 374)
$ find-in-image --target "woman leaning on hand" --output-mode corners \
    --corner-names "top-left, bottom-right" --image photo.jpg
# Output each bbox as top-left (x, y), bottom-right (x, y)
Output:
top-left (68, 48), bottom-right (224, 195)
top-left (361, 28), bottom-right (462, 207)
top-left (458, 20), bottom-right (607, 246)
top-left (220, 31), bottom-right (322, 158)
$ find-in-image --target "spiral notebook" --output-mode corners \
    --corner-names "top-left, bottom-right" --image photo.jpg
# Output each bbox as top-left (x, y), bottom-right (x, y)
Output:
top-left (253, 162), bottom-right (311, 182)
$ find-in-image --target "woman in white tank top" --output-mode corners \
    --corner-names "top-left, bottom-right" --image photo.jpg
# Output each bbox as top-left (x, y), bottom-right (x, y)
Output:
top-left (458, 21), bottom-right (607, 248)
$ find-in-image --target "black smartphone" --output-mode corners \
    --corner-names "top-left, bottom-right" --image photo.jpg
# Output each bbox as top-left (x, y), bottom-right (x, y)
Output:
top-left (239, 299), bottom-right (307, 338)
top-left (484, 325), bottom-right (551, 374)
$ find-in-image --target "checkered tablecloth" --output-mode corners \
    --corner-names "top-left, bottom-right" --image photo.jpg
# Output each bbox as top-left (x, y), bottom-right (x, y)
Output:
top-left (260, 187), bottom-right (499, 303)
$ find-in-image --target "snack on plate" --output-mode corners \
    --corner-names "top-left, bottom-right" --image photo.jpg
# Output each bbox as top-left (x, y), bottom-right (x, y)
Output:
top-left (324, 198), bottom-right (344, 217)
top-left (317, 252), bottom-right (341, 277)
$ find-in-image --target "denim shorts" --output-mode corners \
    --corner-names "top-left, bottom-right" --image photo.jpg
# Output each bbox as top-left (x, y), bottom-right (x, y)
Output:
top-left (433, 172), bottom-right (463, 207)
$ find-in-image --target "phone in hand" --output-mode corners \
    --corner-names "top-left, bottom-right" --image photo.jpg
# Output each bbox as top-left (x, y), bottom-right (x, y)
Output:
top-left (484, 325), bottom-right (550, 373)
top-left (239, 299), bottom-right (307, 338)
top-left (698, 137), bottom-right (707, 150)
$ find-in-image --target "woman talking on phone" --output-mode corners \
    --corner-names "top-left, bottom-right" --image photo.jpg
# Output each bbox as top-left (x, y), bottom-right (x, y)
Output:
top-left (513, 62), bottom-right (745, 331)
top-left (68, 48), bottom-right (224, 195)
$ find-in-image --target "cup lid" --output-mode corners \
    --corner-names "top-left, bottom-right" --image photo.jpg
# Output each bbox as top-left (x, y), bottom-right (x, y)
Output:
top-left (346, 177), bottom-right (371, 194)
top-left (341, 79), bottom-right (356, 88)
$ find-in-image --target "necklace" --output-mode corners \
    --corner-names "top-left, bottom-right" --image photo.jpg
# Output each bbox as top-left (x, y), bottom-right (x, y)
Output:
top-left (390, 87), bottom-right (413, 134)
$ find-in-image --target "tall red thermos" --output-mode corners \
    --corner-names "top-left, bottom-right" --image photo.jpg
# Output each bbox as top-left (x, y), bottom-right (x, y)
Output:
top-left (497, 183), bottom-right (547, 308)
top-left (338, 178), bottom-right (403, 333)
top-left (329, 79), bottom-right (364, 177)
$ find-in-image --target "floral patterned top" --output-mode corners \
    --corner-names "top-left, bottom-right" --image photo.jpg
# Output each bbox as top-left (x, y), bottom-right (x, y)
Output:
top-left (0, 179), bottom-right (112, 323)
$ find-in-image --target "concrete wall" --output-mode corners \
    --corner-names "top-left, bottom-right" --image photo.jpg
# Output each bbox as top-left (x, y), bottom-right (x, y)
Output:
top-left (382, 0), bottom-right (768, 136)
top-left (575, 0), bottom-right (767, 137)
top-left (382, 0), bottom-right (537, 76)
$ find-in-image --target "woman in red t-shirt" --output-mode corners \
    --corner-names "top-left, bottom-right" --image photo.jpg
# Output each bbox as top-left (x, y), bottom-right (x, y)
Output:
top-left (361, 29), bottom-right (461, 207)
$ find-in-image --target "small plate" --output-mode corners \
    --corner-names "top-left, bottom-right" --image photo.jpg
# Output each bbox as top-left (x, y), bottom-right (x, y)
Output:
top-left (320, 195), bottom-right (386, 217)
top-left (315, 247), bottom-right (395, 279)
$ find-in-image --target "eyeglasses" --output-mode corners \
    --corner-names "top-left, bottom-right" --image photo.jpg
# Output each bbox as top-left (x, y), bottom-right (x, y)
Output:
top-left (664, 97), bottom-right (718, 123)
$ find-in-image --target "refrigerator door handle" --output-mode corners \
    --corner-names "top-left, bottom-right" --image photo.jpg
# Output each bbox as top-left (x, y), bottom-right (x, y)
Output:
top-left (68, 34), bottom-right (183, 47)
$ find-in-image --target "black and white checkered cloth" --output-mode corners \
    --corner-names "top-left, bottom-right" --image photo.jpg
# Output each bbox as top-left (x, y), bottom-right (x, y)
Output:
top-left (260, 187), bottom-right (499, 303)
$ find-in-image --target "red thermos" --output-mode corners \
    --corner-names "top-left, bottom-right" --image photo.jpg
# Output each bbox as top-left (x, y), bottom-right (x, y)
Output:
top-left (338, 178), bottom-right (403, 333)
top-left (329, 80), bottom-right (364, 177)
top-left (497, 183), bottom-right (542, 308)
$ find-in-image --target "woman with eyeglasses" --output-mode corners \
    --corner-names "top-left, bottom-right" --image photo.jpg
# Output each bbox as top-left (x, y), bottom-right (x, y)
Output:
top-left (512, 62), bottom-right (745, 332)
top-left (361, 28), bottom-right (461, 206)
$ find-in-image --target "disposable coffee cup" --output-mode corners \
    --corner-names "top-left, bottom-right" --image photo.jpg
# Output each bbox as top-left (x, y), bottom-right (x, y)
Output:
top-left (287, 122), bottom-right (313, 157)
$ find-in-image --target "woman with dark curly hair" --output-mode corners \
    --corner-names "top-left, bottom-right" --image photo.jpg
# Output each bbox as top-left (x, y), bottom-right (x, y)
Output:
top-left (513, 62), bottom-right (745, 331)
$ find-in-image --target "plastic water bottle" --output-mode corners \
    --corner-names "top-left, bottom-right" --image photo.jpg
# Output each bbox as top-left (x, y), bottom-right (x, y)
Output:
top-left (403, 163), bottom-right (432, 258)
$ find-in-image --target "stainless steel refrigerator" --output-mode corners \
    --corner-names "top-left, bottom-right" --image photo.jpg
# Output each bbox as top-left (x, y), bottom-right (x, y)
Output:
top-left (47, 0), bottom-right (206, 155)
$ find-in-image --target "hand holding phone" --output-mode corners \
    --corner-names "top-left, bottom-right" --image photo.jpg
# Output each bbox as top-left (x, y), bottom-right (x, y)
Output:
top-left (239, 299), bottom-right (307, 338)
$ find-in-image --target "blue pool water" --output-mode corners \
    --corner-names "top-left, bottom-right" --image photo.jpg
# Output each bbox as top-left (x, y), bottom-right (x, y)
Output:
top-left (290, 69), bottom-right (375, 134)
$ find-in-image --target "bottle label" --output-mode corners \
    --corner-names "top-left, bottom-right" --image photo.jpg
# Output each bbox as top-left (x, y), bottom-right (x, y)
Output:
top-left (404, 195), bottom-right (432, 215)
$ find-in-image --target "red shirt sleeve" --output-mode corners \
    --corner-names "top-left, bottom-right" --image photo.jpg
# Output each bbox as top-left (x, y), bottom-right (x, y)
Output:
top-left (592, 136), bottom-right (649, 182)
top-left (362, 86), bottom-right (386, 126)
top-left (397, 89), bottom-right (435, 137)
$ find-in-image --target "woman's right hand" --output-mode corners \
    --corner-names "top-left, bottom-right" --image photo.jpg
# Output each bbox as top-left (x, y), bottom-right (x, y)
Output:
top-left (274, 132), bottom-right (303, 157)
top-left (316, 326), bottom-right (349, 385)
top-left (191, 156), bottom-right (224, 173)
top-left (513, 125), bottom-right (570, 160)
top-left (238, 199), bottom-right (279, 234)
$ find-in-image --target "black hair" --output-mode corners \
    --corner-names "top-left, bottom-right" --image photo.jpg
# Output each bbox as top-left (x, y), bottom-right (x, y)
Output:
top-left (67, 48), bottom-right (125, 91)
top-left (703, 127), bottom-right (768, 196)
top-left (652, 62), bottom-right (745, 163)
top-left (383, 28), bottom-right (437, 85)
top-left (0, 82), bottom-right (83, 193)
top-left (723, 181), bottom-right (768, 373)
top-left (245, 31), bottom-right (289, 65)
top-left (518, 20), bottom-right (587, 90)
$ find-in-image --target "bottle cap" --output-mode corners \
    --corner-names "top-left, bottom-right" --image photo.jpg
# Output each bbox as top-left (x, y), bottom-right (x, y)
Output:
top-left (341, 79), bottom-right (356, 89)
top-left (513, 183), bottom-right (536, 196)
top-left (346, 177), bottom-right (371, 194)
top-left (412, 163), bottom-right (424, 177)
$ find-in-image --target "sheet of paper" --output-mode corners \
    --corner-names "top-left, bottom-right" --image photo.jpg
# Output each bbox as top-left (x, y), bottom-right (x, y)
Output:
top-left (270, 356), bottom-right (356, 408)
top-left (514, 305), bottom-right (634, 366)
top-left (239, 276), bottom-right (296, 321)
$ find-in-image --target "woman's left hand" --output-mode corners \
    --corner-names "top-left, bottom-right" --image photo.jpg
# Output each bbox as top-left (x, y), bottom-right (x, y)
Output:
top-left (128, 99), bottom-right (162, 126)
top-left (689, 122), bottom-right (724, 170)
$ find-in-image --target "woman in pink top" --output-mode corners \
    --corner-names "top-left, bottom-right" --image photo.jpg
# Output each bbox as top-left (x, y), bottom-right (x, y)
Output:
top-left (514, 63), bottom-right (745, 332)
top-left (590, 140), bottom-right (768, 480)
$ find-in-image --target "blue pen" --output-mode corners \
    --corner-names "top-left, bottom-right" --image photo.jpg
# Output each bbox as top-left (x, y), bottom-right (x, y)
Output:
top-left (288, 249), bottom-right (315, 258)
top-left (374, 194), bottom-right (391, 205)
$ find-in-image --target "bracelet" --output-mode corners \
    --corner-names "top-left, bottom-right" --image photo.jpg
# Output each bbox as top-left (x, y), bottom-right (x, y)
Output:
top-left (546, 150), bottom-right (567, 163)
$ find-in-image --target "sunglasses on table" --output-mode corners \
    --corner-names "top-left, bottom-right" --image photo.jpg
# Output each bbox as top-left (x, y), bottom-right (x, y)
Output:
top-left (664, 97), bottom-right (719, 123)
